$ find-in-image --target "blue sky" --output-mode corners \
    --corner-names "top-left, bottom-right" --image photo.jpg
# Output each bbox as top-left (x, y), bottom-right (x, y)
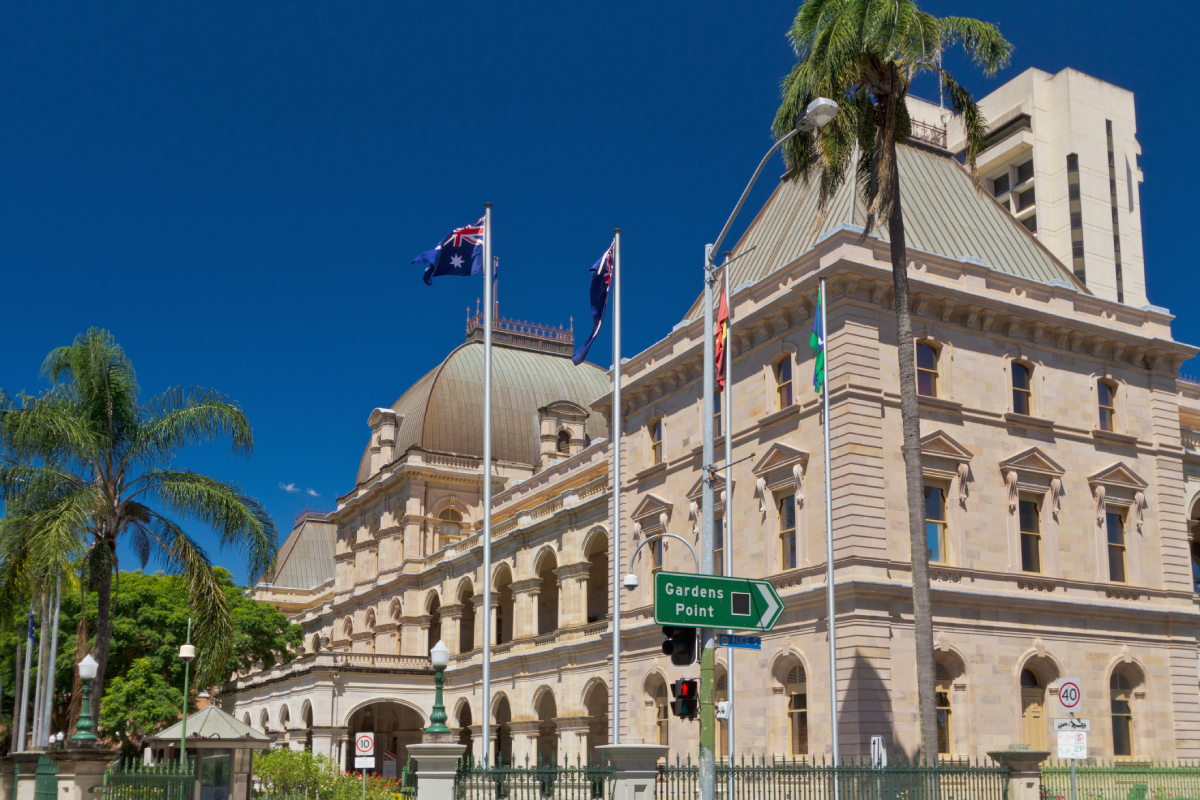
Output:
top-left (2, 1), bottom-right (1196, 586)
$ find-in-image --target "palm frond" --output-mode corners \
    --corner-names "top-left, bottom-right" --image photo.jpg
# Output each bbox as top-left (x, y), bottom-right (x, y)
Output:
top-left (128, 387), bottom-right (254, 471)
top-left (936, 67), bottom-right (989, 182)
top-left (937, 16), bottom-right (1013, 76)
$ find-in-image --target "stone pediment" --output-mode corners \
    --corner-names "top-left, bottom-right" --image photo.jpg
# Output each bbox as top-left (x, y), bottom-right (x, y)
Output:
top-left (538, 400), bottom-right (590, 418)
top-left (751, 443), bottom-right (810, 477)
top-left (1088, 462), bottom-right (1148, 491)
top-left (686, 476), bottom-right (737, 504)
top-left (998, 446), bottom-right (1065, 478)
top-left (631, 493), bottom-right (674, 523)
top-left (920, 430), bottom-right (973, 464)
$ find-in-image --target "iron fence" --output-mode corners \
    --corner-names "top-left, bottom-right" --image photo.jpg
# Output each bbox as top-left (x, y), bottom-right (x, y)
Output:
top-left (658, 755), bottom-right (1010, 800)
top-left (454, 755), bottom-right (612, 800)
top-left (104, 761), bottom-right (194, 800)
top-left (1041, 759), bottom-right (1200, 800)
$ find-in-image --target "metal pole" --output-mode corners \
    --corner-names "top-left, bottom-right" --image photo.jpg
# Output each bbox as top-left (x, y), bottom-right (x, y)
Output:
top-left (1070, 711), bottom-right (1077, 800)
top-left (722, 258), bottom-right (735, 785)
top-left (182, 618), bottom-right (192, 765)
top-left (481, 202), bottom-right (494, 764)
top-left (32, 594), bottom-right (47, 747)
top-left (16, 601), bottom-right (34, 752)
top-left (611, 229), bottom-right (623, 747)
top-left (700, 242), bottom-right (717, 800)
top-left (40, 576), bottom-right (62, 748)
top-left (820, 278), bottom-right (841, 783)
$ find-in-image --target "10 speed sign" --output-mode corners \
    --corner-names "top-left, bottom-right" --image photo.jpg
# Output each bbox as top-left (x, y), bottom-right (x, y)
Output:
top-left (1058, 677), bottom-right (1083, 712)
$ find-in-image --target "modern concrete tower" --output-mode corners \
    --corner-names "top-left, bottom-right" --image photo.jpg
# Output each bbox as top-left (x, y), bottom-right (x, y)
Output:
top-left (909, 68), bottom-right (1146, 306)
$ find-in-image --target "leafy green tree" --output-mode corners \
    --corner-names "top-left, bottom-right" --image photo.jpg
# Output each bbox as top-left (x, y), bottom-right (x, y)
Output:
top-left (0, 568), bottom-right (300, 752)
top-left (98, 658), bottom-right (182, 753)
top-left (771, 0), bottom-right (1011, 757)
top-left (0, 328), bottom-right (278, 724)
top-left (253, 749), bottom-right (409, 800)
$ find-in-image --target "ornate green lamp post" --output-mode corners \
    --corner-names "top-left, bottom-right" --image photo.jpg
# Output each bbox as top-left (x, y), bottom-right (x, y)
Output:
top-left (71, 655), bottom-right (99, 744)
top-left (425, 640), bottom-right (451, 736)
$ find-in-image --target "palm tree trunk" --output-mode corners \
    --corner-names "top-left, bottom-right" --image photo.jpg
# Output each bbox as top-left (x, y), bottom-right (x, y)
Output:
top-left (91, 557), bottom-right (113, 724)
top-left (883, 84), bottom-right (937, 762)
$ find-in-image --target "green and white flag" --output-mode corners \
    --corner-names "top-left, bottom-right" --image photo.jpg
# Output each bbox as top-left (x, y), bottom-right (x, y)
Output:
top-left (810, 286), bottom-right (825, 394)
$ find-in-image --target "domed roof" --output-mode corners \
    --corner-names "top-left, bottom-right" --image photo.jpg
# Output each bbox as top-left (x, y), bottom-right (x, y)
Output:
top-left (356, 341), bottom-right (611, 484)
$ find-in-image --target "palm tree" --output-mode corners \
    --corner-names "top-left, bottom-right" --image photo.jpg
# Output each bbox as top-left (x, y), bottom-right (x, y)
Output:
top-left (771, 0), bottom-right (1011, 759)
top-left (0, 328), bottom-right (277, 723)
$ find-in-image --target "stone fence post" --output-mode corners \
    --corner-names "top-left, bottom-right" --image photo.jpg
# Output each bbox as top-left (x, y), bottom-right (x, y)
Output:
top-left (49, 747), bottom-right (121, 800)
top-left (596, 742), bottom-right (668, 800)
top-left (988, 747), bottom-right (1052, 800)
top-left (407, 742), bottom-right (466, 800)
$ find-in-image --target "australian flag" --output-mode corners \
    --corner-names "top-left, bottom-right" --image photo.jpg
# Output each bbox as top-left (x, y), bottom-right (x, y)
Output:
top-left (412, 217), bottom-right (485, 285)
top-left (571, 241), bottom-right (615, 366)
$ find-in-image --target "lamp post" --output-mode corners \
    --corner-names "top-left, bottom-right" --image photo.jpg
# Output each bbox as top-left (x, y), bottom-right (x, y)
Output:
top-left (71, 655), bottom-right (99, 744)
top-left (179, 618), bottom-right (195, 769)
top-left (697, 96), bottom-right (839, 800)
top-left (425, 640), bottom-right (451, 737)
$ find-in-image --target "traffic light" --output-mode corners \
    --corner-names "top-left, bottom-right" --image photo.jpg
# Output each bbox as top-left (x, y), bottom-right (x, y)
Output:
top-left (661, 626), bottom-right (697, 666)
top-left (671, 678), bottom-right (699, 719)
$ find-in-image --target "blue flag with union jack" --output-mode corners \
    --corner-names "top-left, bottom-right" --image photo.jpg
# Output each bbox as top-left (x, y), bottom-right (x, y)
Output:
top-left (412, 217), bottom-right (485, 285)
top-left (571, 241), bottom-right (615, 366)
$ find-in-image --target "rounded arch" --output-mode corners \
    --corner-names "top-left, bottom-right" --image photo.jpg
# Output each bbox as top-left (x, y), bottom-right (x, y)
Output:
top-left (492, 560), bottom-right (515, 585)
top-left (389, 597), bottom-right (403, 621)
top-left (530, 684), bottom-right (559, 715)
top-left (581, 675), bottom-right (611, 706)
top-left (341, 616), bottom-right (354, 639)
top-left (339, 697), bottom-right (430, 730)
top-left (259, 708), bottom-right (271, 733)
top-left (425, 590), bottom-right (442, 614)
top-left (642, 666), bottom-right (671, 695)
top-left (365, 608), bottom-right (377, 629)
top-left (428, 496), bottom-right (474, 528)
top-left (1105, 654), bottom-right (1148, 689)
top-left (242, 712), bottom-right (251, 727)
top-left (310, 633), bottom-right (322, 652)
top-left (556, 429), bottom-right (571, 454)
top-left (300, 700), bottom-right (313, 728)
top-left (767, 646), bottom-right (812, 687)
top-left (452, 696), bottom-right (473, 722)
top-left (581, 526), bottom-right (610, 559)
top-left (490, 690), bottom-right (512, 718)
top-left (454, 576), bottom-right (476, 602)
top-left (532, 544), bottom-right (559, 575)
top-left (934, 646), bottom-right (969, 682)
top-left (278, 704), bottom-right (291, 731)
top-left (1014, 649), bottom-right (1064, 689)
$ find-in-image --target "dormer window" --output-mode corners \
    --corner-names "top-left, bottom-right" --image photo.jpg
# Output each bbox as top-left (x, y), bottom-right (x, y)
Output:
top-left (556, 430), bottom-right (570, 454)
top-left (439, 509), bottom-right (463, 549)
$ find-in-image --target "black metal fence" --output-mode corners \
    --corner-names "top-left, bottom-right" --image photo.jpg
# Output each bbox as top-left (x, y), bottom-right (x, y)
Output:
top-left (454, 755), bottom-right (612, 800)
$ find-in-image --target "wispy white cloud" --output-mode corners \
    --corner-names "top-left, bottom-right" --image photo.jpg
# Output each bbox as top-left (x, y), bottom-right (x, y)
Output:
top-left (279, 483), bottom-right (300, 493)
top-left (306, 488), bottom-right (320, 497)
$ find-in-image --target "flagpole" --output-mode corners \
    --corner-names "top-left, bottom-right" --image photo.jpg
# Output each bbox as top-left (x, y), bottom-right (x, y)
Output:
top-left (820, 277), bottom-right (840, 779)
top-left (481, 202), bottom-right (494, 763)
top-left (16, 601), bottom-right (34, 752)
top-left (611, 229), bottom-right (622, 747)
top-left (722, 261), bottom-right (735, 778)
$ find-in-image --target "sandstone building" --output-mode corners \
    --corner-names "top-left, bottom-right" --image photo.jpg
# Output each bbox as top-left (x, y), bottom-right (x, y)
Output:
top-left (224, 74), bottom-right (1200, 769)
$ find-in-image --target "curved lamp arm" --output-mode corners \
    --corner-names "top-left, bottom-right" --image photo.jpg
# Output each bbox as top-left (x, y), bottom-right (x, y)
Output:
top-left (626, 532), bottom-right (699, 575)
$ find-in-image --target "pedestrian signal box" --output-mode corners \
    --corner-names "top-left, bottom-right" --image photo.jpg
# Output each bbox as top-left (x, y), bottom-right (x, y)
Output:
top-left (671, 678), bottom-right (698, 719)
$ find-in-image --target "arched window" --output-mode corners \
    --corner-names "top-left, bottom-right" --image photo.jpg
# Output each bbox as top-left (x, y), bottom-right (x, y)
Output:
top-left (427, 595), bottom-right (442, 655)
top-left (342, 617), bottom-right (353, 640)
top-left (786, 665), bottom-right (808, 756)
top-left (778, 496), bottom-right (797, 571)
top-left (1098, 380), bottom-right (1117, 432)
top-left (557, 430), bottom-right (571, 454)
top-left (439, 509), bottom-right (463, 549)
top-left (1111, 672), bottom-right (1134, 757)
top-left (655, 684), bottom-right (670, 747)
top-left (1012, 363), bottom-right (1033, 416)
top-left (935, 663), bottom-right (952, 755)
top-left (1020, 669), bottom-right (1045, 750)
top-left (775, 358), bottom-right (794, 410)
top-left (311, 634), bottom-right (322, 653)
top-left (917, 344), bottom-right (939, 397)
top-left (365, 610), bottom-right (377, 655)
top-left (648, 420), bottom-right (663, 466)
top-left (459, 584), bottom-right (475, 653)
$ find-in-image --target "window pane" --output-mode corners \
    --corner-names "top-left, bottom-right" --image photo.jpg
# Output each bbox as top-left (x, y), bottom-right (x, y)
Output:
top-left (784, 532), bottom-right (797, 570)
top-left (778, 360), bottom-right (792, 381)
top-left (1099, 408), bottom-right (1112, 431)
top-left (1013, 390), bottom-right (1030, 416)
top-left (927, 522), bottom-right (942, 563)
top-left (1112, 714), bottom-right (1132, 757)
top-left (1098, 382), bottom-right (1112, 406)
top-left (917, 344), bottom-right (937, 371)
top-left (1106, 513), bottom-right (1124, 545)
top-left (1021, 533), bottom-right (1041, 573)
top-left (917, 371), bottom-right (936, 397)
top-left (781, 497), bottom-right (796, 530)
top-left (1012, 364), bottom-right (1030, 390)
top-left (1109, 546), bottom-right (1127, 583)
top-left (925, 487), bottom-right (945, 521)
top-left (780, 382), bottom-right (793, 409)
top-left (1019, 500), bottom-right (1040, 533)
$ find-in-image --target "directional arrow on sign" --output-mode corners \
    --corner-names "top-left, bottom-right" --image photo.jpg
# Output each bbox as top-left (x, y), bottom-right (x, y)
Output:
top-left (653, 571), bottom-right (785, 632)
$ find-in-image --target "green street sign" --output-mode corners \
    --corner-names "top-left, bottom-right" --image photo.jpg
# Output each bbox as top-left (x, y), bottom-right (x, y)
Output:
top-left (653, 571), bottom-right (784, 632)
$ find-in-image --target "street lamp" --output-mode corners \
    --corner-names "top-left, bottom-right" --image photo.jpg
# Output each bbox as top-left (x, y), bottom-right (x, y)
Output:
top-left (695, 96), bottom-right (839, 800)
top-left (179, 619), bottom-right (195, 769)
top-left (424, 640), bottom-right (451, 736)
top-left (71, 655), bottom-right (99, 744)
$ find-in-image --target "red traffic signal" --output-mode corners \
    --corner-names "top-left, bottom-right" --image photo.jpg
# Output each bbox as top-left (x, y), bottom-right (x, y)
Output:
top-left (670, 678), bottom-right (698, 718)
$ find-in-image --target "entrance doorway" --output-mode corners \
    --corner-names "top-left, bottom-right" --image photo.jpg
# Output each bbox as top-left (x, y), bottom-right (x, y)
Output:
top-left (1020, 669), bottom-right (1046, 750)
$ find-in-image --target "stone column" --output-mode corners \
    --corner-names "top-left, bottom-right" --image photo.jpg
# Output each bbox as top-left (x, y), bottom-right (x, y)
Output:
top-left (49, 747), bottom-right (123, 800)
top-left (406, 743), bottom-right (467, 800)
top-left (440, 603), bottom-right (464, 654)
top-left (3, 751), bottom-right (47, 800)
top-left (468, 724), bottom-right (498, 766)
top-left (556, 717), bottom-right (591, 764)
top-left (987, 748), bottom-right (1052, 800)
top-left (310, 727), bottom-right (345, 761)
top-left (596, 743), bottom-right (670, 800)
top-left (510, 579), bottom-right (541, 639)
top-left (472, 592), bottom-right (498, 649)
top-left (508, 722), bottom-right (541, 766)
top-left (554, 564), bottom-right (591, 628)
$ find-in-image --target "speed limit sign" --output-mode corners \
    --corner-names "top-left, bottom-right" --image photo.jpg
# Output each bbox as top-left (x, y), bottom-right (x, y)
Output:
top-left (354, 732), bottom-right (375, 768)
top-left (1058, 677), bottom-right (1083, 711)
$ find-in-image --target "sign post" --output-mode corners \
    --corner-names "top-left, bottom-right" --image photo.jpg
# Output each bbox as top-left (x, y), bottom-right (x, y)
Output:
top-left (354, 732), bottom-right (375, 800)
top-left (1057, 678), bottom-right (1084, 800)
top-left (653, 572), bottom-right (784, 633)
